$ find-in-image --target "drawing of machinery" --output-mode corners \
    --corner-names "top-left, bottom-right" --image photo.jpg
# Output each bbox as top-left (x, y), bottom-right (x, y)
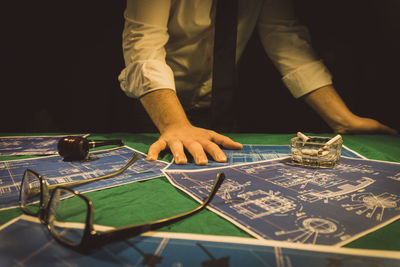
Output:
top-left (36, 140), bottom-right (57, 147)
top-left (275, 217), bottom-right (344, 244)
top-left (191, 178), bottom-right (251, 203)
top-left (271, 169), bottom-right (348, 189)
top-left (0, 183), bottom-right (18, 196)
top-left (239, 164), bottom-right (272, 175)
top-left (231, 190), bottom-right (297, 219)
top-left (335, 163), bottom-right (377, 175)
top-left (218, 179), bottom-right (251, 203)
top-left (298, 177), bottom-right (375, 203)
top-left (342, 192), bottom-right (400, 221)
top-left (227, 147), bottom-right (287, 163)
top-left (388, 172), bottom-right (400, 181)
top-left (1, 140), bottom-right (21, 147)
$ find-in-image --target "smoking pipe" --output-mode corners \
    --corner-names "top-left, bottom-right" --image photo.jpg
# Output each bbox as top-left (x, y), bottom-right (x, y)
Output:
top-left (57, 136), bottom-right (124, 161)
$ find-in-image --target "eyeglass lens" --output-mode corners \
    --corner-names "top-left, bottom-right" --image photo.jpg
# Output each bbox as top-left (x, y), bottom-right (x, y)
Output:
top-left (20, 171), bottom-right (42, 215)
top-left (48, 188), bottom-right (87, 246)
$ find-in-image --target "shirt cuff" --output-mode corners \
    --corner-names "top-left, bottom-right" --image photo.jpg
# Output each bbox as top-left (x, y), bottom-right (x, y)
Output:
top-left (282, 60), bottom-right (333, 98)
top-left (118, 60), bottom-right (175, 99)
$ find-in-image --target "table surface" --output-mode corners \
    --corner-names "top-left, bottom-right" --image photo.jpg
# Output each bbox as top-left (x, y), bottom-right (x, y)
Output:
top-left (1, 132), bottom-right (400, 251)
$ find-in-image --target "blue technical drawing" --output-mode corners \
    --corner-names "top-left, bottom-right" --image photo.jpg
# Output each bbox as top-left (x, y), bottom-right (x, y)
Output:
top-left (0, 146), bottom-right (168, 210)
top-left (164, 156), bottom-right (400, 245)
top-left (165, 144), bottom-right (363, 171)
top-left (1, 218), bottom-right (399, 267)
top-left (0, 135), bottom-right (86, 156)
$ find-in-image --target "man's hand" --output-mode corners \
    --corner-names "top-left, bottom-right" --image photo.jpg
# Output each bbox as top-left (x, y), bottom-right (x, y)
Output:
top-left (330, 115), bottom-right (398, 135)
top-left (147, 124), bottom-right (242, 165)
top-left (303, 85), bottom-right (398, 135)
top-left (140, 89), bottom-right (242, 165)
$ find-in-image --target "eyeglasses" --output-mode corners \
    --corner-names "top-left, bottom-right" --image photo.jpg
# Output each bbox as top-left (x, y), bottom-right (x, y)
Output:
top-left (47, 172), bottom-right (223, 252)
top-left (19, 152), bottom-right (141, 221)
top-left (19, 156), bottom-right (225, 252)
top-left (22, 171), bottom-right (224, 252)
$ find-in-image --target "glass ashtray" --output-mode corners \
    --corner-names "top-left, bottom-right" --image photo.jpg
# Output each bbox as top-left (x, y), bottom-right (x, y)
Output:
top-left (290, 135), bottom-right (343, 168)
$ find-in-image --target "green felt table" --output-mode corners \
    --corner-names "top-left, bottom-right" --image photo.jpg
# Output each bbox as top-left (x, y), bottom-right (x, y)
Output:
top-left (1, 133), bottom-right (400, 251)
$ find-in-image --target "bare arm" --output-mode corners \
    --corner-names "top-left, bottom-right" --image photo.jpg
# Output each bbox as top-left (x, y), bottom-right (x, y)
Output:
top-left (140, 89), bottom-right (242, 165)
top-left (303, 85), bottom-right (398, 134)
top-left (122, 1), bottom-right (242, 164)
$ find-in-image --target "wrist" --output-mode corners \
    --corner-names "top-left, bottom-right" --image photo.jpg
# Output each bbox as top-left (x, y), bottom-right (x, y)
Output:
top-left (303, 85), bottom-right (357, 133)
top-left (326, 113), bottom-right (360, 134)
top-left (159, 119), bottom-right (192, 134)
top-left (140, 89), bottom-right (192, 134)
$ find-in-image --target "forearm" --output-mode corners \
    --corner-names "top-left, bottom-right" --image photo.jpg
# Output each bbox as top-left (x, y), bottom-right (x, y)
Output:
top-left (302, 85), bottom-right (355, 131)
top-left (302, 85), bottom-right (397, 134)
top-left (140, 89), bottom-right (191, 134)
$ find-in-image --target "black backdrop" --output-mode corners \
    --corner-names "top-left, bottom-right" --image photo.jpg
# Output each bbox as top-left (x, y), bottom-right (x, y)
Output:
top-left (1, 0), bottom-right (399, 133)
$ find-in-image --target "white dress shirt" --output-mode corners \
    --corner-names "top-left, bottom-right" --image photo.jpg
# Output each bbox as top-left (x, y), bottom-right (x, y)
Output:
top-left (119, 0), bottom-right (332, 109)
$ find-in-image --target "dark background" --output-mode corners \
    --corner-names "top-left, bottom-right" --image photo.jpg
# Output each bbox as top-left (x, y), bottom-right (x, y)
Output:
top-left (1, 0), bottom-right (399, 133)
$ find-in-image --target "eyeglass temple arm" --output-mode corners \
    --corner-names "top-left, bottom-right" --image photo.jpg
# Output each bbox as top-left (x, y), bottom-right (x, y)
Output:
top-left (48, 153), bottom-right (141, 190)
top-left (93, 172), bottom-right (225, 246)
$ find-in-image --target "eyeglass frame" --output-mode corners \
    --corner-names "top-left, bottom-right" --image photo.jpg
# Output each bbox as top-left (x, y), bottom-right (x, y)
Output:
top-left (28, 172), bottom-right (225, 253)
top-left (19, 152), bottom-right (141, 222)
top-left (18, 151), bottom-right (225, 252)
top-left (48, 172), bottom-right (224, 252)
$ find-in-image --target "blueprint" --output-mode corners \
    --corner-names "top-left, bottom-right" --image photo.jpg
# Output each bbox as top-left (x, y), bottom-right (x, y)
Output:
top-left (0, 135), bottom-right (88, 156)
top-left (1, 216), bottom-right (399, 267)
top-left (0, 146), bottom-right (168, 210)
top-left (164, 156), bottom-right (400, 246)
top-left (165, 144), bottom-right (364, 171)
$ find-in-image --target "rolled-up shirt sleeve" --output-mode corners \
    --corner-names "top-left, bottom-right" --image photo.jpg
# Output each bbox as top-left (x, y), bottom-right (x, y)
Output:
top-left (257, 0), bottom-right (332, 98)
top-left (118, 0), bottom-right (175, 99)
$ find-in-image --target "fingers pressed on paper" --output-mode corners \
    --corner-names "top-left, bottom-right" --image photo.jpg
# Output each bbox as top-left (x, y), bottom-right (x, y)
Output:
top-left (202, 141), bottom-right (227, 162)
top-left (211, 133), bottom-right (242, 149)
top-left (147, 139), bottom-right (167, 161)
top-left (380, 124), bottom-right (398, 135)
top-left (169, 140), bottom-right (187, 164)
top-left (185, 141), bottom-right (208, 165)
